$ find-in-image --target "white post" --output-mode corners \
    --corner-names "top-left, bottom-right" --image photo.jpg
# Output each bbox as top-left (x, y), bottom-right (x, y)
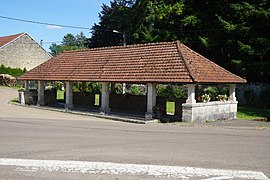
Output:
top-left (24, 81), bottom-right (29, 91)
top-left (229, 84), bottom-right (237, 101)
top-left (122, 83), bottom-right (126, 94)
top-left (37, 81), bottom-right (45, 106)
top-left (186, 84), bottom-right (196, 104)
top-left (100, 82), bottom-right (110, 114)
top-left (66, 81), bottom-right (74, 109)
top-left (145, 83), bottom-right (157, 119)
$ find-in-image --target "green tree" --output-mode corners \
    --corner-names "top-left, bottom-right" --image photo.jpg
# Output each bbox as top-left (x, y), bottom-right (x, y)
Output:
top-left (49, 32), bottom-right (88, 56)
top-left (49, 43), bottom-right (63, 56)
top-left (89, 0), bottom-right (269, 82)
top-left (87, 0), bottom-right (134, 47)
top-left (62, 34), bottom-right (77, 46)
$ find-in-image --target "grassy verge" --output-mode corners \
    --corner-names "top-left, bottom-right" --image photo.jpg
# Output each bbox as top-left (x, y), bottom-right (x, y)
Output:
top-left (237, 106), bottom-right (270, 120)
top-left (166, 101), bottom-right (175, 114)
top-left (0, 85), bottom-right (21, 89)
top-left (57, 90), bottom-right (65, 101)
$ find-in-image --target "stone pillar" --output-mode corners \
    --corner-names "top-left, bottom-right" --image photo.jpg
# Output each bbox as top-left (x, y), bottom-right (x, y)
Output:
top-left (122, 83), bottom-right (126, 94)
top-left (37, 81), bottom-right (45, 106)
top-left (100, 82), bottom-right (110, 114)
top-left (186, 84), bottom-right (196, 104)
top-left (65, 81), bottom-right (74, 109)
top-left (229, 84), bottom-right (237, 101)
top-left (24, 81), bottom-right (29, 91)
top-left (82, 82), bottom-right (87, 92)
top-left (145, 83), bottom-right (157, 119)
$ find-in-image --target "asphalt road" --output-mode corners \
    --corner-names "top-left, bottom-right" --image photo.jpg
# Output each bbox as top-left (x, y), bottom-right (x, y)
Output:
top-left (0, 87), bottom-right (269, 179)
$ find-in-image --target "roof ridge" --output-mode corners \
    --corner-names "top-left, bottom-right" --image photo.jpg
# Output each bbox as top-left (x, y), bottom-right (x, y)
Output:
top-left (181, 43), bottom-right (246, 82)
top-left (0, 32), bottom-right (25, 48)
top-left (0, 32), bottom-right (25, 38)
top-left (176, 41), bottom-right (197, 83)
top-left (63, 41), bottom-right (178, 53)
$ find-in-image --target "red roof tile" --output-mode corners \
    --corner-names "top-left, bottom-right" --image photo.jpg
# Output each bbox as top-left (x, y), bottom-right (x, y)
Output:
top-left (0, 33), bottom-right (24, 48)
top-left (19, 41), bottom-right (246, 84)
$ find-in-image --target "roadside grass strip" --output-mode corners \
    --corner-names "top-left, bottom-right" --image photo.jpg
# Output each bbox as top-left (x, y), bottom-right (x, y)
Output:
top-left (0, 158), bottom-right (268, 179)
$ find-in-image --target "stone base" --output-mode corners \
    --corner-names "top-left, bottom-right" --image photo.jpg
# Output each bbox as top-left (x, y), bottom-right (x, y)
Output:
top-left (182, 101), bottom-right (238, 123)
top-left (37, 101), bottom-right (45, 106)
top-left (100, 107), bottom-right (111, 114)
top-left (65, 104), bottom-right (74, 109)
top-left (145, 112), bottom-right (154, 120)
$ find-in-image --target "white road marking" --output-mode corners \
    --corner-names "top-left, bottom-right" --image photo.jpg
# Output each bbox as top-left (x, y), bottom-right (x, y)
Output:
top-left (0, 158), bottom-right (268, 180)
top-left (203, 176), bottom-right (234, 180)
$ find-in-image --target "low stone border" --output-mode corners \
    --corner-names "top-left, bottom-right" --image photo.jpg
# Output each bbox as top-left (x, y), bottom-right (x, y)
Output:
top-left (10, 101), bottom-right (158, 124)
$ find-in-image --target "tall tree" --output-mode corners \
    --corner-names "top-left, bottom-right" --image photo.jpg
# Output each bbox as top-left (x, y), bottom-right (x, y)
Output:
top-left (62, 34), bottom-right (77, 46)
top-left (88, 0), bottom-right (269, 82)
top-left (87, 0), bottom-right (135, 47)
top-left (49, 32), bottom-right (88, 56)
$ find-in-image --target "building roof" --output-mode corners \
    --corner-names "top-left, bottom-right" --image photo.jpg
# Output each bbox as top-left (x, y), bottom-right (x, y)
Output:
top-left (0, 33), bottom-right (25, 48)
top-left (19, 41), bottom-right (246, 84)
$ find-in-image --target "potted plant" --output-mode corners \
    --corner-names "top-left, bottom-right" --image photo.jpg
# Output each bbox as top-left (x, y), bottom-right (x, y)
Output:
top-left (217, 94), bottom-right (228, 102)
top-left (201, 94), bottom-right (210, 102)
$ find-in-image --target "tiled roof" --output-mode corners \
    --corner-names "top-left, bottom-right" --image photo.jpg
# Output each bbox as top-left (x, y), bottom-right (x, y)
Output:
top-left (19, 41), bottom-right (246, 84)
top-left (0, 33), bottom-right (24, 48)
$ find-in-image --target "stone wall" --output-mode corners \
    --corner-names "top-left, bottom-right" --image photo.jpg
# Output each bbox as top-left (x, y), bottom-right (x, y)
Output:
top-left (73, 92), bottom-right (96, 107)
top-left (182, 101), bottom-right (238, 123)
top-left (19, 89), bottom-right (56, 105)
top-left (72, 92), bottom-right (184, 119)
top-left (0, 33), bottom-right (51, 70)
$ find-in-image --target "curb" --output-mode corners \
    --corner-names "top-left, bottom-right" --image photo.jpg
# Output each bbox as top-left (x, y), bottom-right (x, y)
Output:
top-left (11, 102), bottom-right (158, 124)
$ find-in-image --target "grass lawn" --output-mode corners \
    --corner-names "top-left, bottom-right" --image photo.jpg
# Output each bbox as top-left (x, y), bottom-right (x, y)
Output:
top-left (57, 90), bottom-right (65, 101)
top-left (0, 85), bottom-right (21, 89)
top-left (166, 101), bottom-right (175, 114)
top-left (95, 94), bottom-right (100, 106)
top-left (237, 106), bottom-right (270, 120)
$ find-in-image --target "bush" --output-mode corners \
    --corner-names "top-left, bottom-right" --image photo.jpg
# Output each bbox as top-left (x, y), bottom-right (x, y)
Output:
top-left (172, 85), bottom-right (187, 99)
top-left (130, 84), bottom-right (142, 95)
top-left (219, 87), bottom-right (229, 96)
top-left (87, 82), bottom-right (101, 93)
top-left (157, 85), bottom-right (186, 100)
top-left (54, 81), bottom-right (63, 90)
top-left (203, 86), bottom-right (218, 101)
top-left (0, 64), bottom-right (26, 77)
top-left (114, 83), bottom-right (123, 94)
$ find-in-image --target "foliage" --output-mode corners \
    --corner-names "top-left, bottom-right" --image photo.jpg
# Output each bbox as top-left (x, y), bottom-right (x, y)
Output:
top-left (49, 32), bottom-right (88, 56)
top-left (129, 84), bottom-right (142, 95)
top-left (62, 34), bottom-right (77, 46)
top-left (260, 87), bottom-right (270, 107)
top-left (114, 83), bottom-right (123, 94)
top-left (89, 0), bottom-right (270, 82)
top-left (56, 81), bottom-right (63, 90)
top-left (219, 87), bottom-right (229, 96)
top-left (203, 86), bottom-right (218, 101)
top-left (87, 82), bottom-right (102, 93)
top-left (49, 43), bottom-right (62, 56)
top-left (157, 85), bottom-right (186, 101)
top-left (244, 89), bottom-right (256, 104)
top-left (0, 64), bottom-right (26, 77)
